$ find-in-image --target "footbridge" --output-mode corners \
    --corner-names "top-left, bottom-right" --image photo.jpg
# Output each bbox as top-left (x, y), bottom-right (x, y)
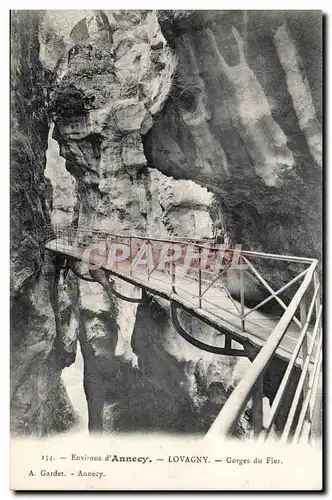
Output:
top-left (45, 224), bottom-right (322, 444)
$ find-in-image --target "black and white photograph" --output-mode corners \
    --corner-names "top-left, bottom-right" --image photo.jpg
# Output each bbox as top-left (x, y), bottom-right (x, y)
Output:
top-left (10, 8), bottom-right (322, 491)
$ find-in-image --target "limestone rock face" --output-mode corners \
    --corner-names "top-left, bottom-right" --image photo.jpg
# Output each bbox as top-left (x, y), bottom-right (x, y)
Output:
top-left (147, 10), bottom-right (321, 261)
top-left (274, 23), bottom-right (322, 167)
top-left (10, 11), bottom-right (77, 435)
top-left (42, 9), bottom-right (238, 434)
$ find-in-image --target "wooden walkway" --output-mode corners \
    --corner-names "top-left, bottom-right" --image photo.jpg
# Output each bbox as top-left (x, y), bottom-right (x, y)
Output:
top-left (45, 228), bottom-right (322, 443)
top-left (46, 239), bottom-right (311, 363)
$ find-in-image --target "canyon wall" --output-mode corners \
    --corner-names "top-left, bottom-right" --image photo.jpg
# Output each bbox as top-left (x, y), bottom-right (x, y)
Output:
top-left (148, 10), bottom-right (322, 261)
top-left (10, 11), bottom-right (78, 435)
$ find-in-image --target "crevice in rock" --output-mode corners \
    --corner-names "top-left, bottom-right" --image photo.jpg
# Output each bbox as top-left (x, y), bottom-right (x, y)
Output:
top-left (61, 340), bottom-right (89, 434)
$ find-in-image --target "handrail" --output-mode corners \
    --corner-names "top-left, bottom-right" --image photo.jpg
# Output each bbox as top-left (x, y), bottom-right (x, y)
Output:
top-left (51, 224), bottom-right (215, 244)
top-left (47, 224), bottom-right (315, 264)
top-left (46, 225), bottom-right (321, 442)
top-left (204, 259), bottom-right (318, 440)
top-left (293, 349), bottom-right (322, 443)
top-left (280, 307), bottom-right (322, 442)
top-left (262, 283), bottom-right (321, 438)
top-left (46, 228), bottom-right (318, 337)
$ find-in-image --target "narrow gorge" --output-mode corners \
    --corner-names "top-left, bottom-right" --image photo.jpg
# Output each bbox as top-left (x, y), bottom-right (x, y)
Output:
top-left (10, 10), bottom-right (322, 438)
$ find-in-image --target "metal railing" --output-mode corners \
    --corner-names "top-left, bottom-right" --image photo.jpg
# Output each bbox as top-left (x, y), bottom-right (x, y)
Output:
top-left (45, 224), bottom-right (316, 338)
top-left (205, 259), bottom-right (322, 443)
top-left (45, 223), bottom-right (322, 442)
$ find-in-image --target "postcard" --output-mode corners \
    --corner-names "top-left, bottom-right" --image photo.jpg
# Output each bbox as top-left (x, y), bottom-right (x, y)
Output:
top-left (10, 9), bottom-right (322, 491)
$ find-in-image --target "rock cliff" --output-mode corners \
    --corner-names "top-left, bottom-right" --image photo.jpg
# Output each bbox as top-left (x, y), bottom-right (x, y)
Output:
top-left (11, 10), bottom-right (322, 436)
top-left (148, 10), bottom-right (321, 260)
top-left (10, 10), bottom-right (77, 435)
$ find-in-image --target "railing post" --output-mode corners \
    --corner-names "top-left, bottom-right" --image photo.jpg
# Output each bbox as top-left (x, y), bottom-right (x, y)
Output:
top-left (171, 243), bottom-right (176, 293)
top-left (314, 270), bottom-right (321, 319)
top-left (198, 246), bottom-right (202, 309)
top-left (311, 270), bottom-right (321, 429)
top-left (105, 235), bottom-right (109, 268)
top-left (115, 235), bottom-right (118, 270)
top-left (252, 374), bottom-right (264, 438)
top-left (300, 293), bottom-right (311, 426)
top-left (240, 264), bottom-right (245, 331)
top-left (147, 239), bottom-right (150, 282)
